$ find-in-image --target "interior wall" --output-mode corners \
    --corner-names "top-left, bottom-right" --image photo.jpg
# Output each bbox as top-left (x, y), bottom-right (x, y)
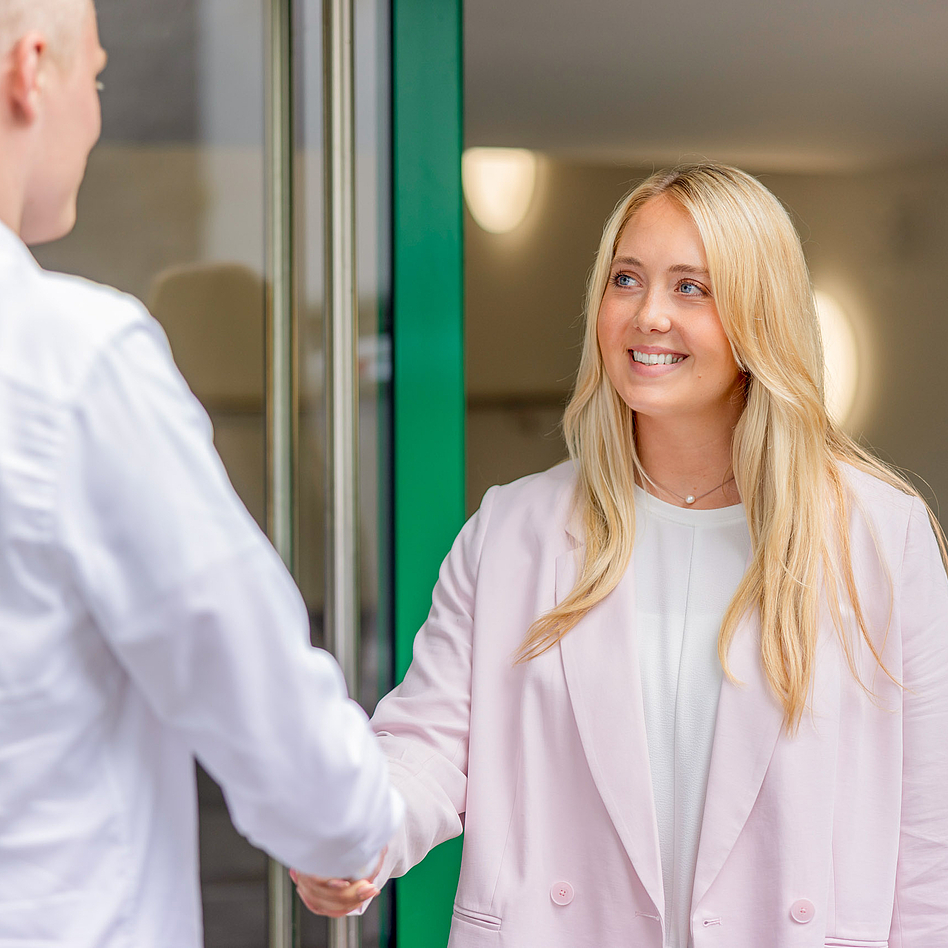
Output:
top-left (465, 160), bottom-right (639, 511)
top-left (762, 161), bottom-right (948, 511)
top-left (465, 156), bottom-right (948, 519)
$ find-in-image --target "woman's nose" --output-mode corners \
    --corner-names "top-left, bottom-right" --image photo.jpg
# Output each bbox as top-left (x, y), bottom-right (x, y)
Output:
top-left (633, 290), bottom-right (672, 332)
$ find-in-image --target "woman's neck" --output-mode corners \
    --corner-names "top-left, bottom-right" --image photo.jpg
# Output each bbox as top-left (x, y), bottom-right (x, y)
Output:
top-left (635, 411), bottom-right (741, 509)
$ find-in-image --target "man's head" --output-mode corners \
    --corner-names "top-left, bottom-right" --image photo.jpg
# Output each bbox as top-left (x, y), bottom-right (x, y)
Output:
top-left (1, 0), bottom-right (86, 62)
top-left (0, 0), bottom-right (105, 245)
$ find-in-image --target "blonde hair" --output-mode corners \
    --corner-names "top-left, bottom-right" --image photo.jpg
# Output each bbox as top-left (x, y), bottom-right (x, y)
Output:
top-left (517, 162), bottom-right (947, 732)
top-left (0, 0), bottom-right (89, 64)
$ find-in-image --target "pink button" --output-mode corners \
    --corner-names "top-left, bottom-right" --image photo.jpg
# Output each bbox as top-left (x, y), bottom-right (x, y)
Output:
top-left (550, 882), bottom-right (574, 906)
top-left (790, 899), bottom-right (815, 923)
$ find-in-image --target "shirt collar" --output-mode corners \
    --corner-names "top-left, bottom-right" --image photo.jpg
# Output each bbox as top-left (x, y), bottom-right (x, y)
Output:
top-left (0, 218), bottom-right (40, 271)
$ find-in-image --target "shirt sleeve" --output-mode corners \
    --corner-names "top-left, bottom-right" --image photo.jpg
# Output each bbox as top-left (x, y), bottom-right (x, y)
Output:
top-left (890, 498), bottom-right (948, 946)
top-left (55, 317), bottom-right (402, 879)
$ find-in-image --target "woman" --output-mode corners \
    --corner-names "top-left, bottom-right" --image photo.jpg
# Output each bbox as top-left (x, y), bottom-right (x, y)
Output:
top-left (295, 164), bottom-right (948, 947)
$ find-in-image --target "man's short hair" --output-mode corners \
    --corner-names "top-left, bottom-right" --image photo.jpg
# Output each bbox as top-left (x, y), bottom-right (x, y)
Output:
top-left (0, 0), bottom-right (88, 64)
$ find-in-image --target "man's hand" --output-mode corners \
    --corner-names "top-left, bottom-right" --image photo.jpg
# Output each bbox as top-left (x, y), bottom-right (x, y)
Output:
top-left (291, 848), bottom-right (386, 918)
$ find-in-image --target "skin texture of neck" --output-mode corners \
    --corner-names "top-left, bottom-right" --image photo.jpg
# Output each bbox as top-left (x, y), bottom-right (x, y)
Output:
top-left (0, 132), bottom-right (31, 236)
top-left (635, 403), bottom-right (743, 509)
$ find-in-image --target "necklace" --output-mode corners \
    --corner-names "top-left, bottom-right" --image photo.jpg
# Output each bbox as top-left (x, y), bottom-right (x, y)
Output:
top-left (647, 472), bottom-right (736, 506)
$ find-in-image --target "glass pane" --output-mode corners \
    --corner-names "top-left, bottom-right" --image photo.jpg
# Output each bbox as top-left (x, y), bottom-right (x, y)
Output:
top-left (33, 1), bottom-right (271, 945)
top-left (294, 0), bottom-right (393, 943)
top-left (293, 0), bottom-right (328, 943)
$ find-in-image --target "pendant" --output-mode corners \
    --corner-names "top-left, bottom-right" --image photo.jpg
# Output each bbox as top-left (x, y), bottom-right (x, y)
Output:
top-left (685, 495), bottom-right (696, 504)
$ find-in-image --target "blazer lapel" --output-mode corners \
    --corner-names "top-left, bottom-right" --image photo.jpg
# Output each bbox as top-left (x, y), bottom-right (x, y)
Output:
top-left (556, 544), bottom-right (665, 920)
top-left (691, 608), bottom-right (785, 908)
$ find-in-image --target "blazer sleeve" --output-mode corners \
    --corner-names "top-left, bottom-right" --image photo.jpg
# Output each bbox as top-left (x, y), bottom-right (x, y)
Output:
top-left (366, 485), bottom-right (497, 888)
top-left (889, 499), bottom-right (948, 947)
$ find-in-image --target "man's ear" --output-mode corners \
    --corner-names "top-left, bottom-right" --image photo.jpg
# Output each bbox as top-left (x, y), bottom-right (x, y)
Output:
top-left (7, 31), bottom-right (48, 124)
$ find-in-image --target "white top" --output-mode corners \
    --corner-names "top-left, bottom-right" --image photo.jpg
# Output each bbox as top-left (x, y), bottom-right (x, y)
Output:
top-left (633, 486), bottom-right (750, 948)
top-left (0, 223), bottom-right (402, 948)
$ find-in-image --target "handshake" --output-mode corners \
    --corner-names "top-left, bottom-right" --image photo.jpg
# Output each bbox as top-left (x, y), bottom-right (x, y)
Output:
top-left (290, 848), bottom-right (387, 918)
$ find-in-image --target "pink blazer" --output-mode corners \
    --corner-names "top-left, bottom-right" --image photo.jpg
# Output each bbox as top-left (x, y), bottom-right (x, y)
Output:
top-left (370, 462), bottom-right (948, 947)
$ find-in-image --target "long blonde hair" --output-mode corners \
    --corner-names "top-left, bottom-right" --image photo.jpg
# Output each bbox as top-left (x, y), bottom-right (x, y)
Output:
top-left (517, 162), bottom-right (946, 731)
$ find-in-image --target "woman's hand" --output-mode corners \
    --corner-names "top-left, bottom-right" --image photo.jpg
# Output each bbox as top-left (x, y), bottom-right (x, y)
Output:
top-left (290, 848), bottom-right (386, 918)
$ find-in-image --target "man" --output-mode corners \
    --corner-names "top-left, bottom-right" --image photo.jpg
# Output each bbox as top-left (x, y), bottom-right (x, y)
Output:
top-left (0, 1), bottom-right (400, 944)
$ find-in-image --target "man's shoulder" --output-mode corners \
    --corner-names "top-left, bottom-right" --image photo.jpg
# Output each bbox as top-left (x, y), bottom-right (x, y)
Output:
top-left (0, 264), bottom-right (155, 403)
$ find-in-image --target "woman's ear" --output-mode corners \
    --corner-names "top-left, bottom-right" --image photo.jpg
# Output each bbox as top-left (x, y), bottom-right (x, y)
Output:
top-left (6, 31), bottom-right (48, 124)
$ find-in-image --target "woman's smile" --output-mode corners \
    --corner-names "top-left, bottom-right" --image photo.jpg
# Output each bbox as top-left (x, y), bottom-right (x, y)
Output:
top-left (629, 347), bottom-right (687, 367)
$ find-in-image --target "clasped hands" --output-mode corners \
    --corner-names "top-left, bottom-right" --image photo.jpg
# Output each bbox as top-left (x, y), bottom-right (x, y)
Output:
top-left (290, 848), bottom-right (386, 918)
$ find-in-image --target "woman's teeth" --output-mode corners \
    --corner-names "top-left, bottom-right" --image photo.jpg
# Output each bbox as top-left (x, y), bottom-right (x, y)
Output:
top-left (631, 350), bottom-right (685, 365)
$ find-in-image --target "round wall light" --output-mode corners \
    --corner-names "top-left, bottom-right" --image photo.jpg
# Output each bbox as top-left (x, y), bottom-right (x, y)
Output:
top-left (462, 147), bottom-right (538, 234)
top-left (815, 290), bottom-right (860, 427)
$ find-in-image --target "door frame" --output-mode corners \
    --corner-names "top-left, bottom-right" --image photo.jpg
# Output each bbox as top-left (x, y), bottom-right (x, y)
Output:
top-left (391, 0), bottom-right (465, 943)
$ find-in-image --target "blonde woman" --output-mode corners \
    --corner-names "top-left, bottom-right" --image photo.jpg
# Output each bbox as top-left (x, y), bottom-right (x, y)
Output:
top-left (295, 164), bottom-right (948, 947)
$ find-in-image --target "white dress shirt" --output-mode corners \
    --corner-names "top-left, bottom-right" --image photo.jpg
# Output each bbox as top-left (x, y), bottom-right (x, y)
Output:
top-left (633, 486), bottom-right (750, 948)
top-left (0, 224), bottom-right (402, 948)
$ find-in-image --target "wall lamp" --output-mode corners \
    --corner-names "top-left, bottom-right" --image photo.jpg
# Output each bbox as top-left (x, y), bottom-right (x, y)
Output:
top-left (462, 147), bottom-right (538, 234)
top-left (815, 290), bottom-right (860, 428)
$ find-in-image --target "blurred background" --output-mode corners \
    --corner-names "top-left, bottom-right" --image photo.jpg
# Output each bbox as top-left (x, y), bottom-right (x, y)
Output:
top-left (463, 0), bottom-right (948, 516)
top-left (31, 0), bottom-right (948, 945)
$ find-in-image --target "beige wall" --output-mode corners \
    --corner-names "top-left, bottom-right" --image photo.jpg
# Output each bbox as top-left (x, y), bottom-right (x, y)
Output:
top-left (465, 160), bottom-right (640, 510)
top-left (36, 145), bottom-right (205, 301)
top-left (763, 162), bottom-right (948, 511)
top-left (465, 156), bottom-right (948, 518)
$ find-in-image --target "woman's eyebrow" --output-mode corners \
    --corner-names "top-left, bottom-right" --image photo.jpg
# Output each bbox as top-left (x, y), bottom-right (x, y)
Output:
top-left (611, 255), bottom-right (709, 276)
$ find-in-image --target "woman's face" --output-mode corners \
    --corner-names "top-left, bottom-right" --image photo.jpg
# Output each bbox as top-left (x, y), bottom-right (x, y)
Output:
top-left (597, 195), bottom-right (744, 427)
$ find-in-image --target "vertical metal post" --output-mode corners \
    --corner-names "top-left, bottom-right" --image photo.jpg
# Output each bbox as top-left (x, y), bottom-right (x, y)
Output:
top-left (325, 0), bottom-right (361, 944)
top-left (265, 0), bottom-right (299, 947)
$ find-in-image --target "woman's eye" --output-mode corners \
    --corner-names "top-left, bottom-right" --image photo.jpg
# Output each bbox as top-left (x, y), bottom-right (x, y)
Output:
top-left (678, 280), bottom-right (705, 296)
top-left (614, 273), bottom-right (637, 288)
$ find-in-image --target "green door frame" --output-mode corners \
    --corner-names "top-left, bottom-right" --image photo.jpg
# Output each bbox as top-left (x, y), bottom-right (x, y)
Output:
top-left (391, 0), bottom-right (465, 944)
